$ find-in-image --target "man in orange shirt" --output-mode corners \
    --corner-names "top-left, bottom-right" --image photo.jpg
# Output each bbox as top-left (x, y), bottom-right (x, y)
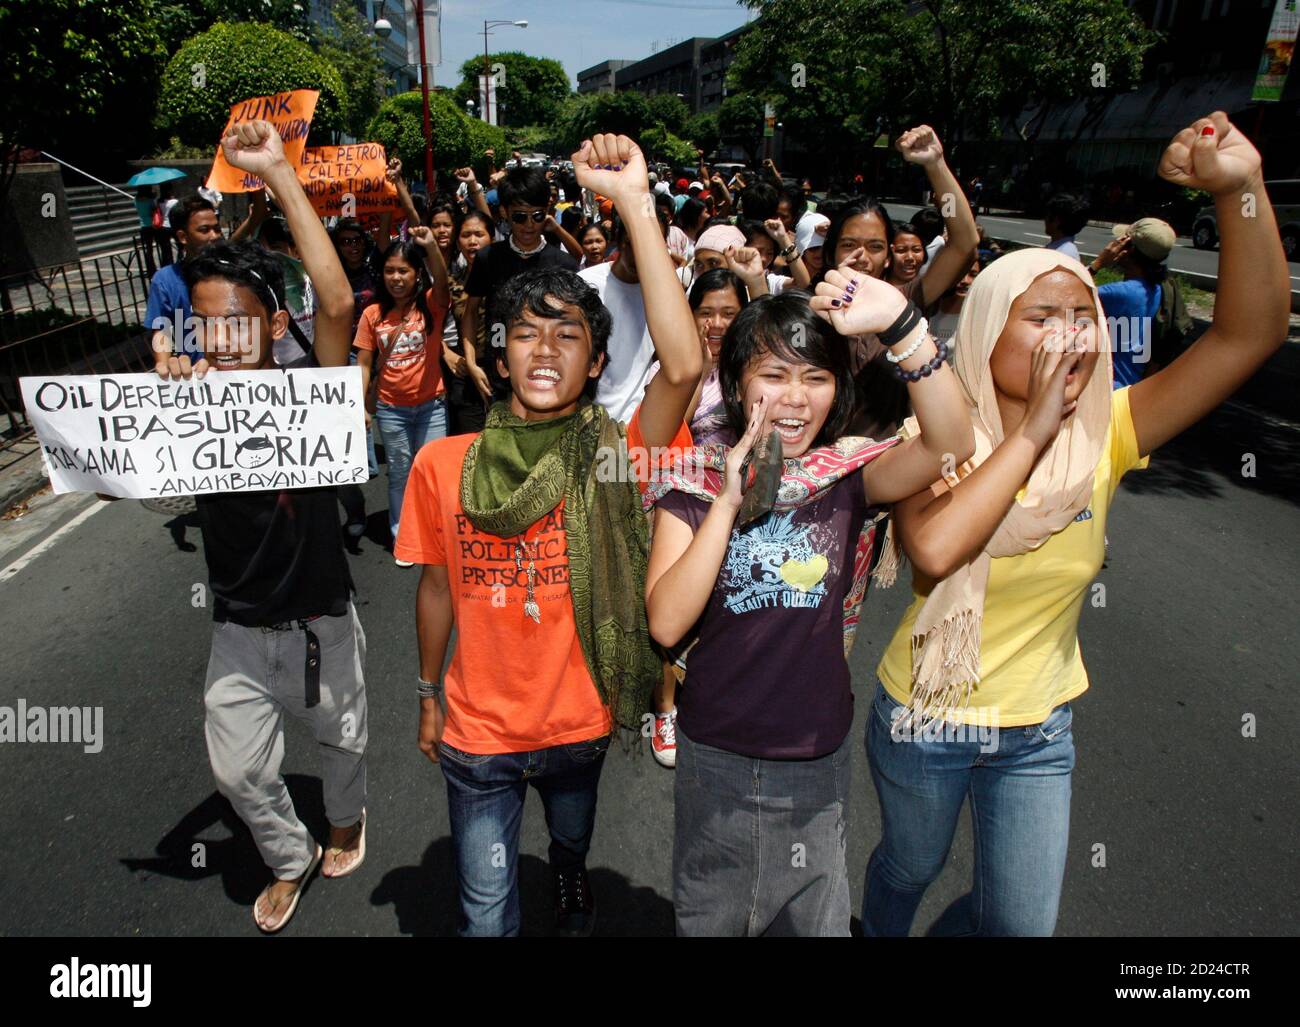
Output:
top-left (395, 134), bottom-right (701, 937)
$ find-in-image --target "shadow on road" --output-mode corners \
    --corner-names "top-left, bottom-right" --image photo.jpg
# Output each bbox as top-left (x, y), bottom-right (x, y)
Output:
top-left (119, 775), bottom-right (327, 906)
top-left (1123, 399), bottom-right (1300, 507)
top-left (371, 836), bottom-right (676, 937)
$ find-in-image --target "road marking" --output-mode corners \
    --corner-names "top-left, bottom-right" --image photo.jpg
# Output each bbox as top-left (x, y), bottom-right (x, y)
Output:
top-left (1024, 232), bottom-right (1049, 240)
top-left (0, 500), bottom-right (109, 583)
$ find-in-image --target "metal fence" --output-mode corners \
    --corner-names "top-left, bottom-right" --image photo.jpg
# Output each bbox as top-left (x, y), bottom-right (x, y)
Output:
top-left (0, 241), bottom-right (156, 452)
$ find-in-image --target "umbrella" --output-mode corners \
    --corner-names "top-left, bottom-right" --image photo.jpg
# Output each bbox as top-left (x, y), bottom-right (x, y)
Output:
top-left (125, 167), bottom-right (187, 187)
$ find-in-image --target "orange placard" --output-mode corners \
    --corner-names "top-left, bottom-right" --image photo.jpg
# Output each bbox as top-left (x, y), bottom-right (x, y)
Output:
top-left (206, 89), bottom-right (319, 193)
top-left (297, 143), bottom-right (402, 217)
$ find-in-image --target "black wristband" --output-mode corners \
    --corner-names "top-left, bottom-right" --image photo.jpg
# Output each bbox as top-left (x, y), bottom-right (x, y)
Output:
top-left (878, 302), bottom-right (923, 348)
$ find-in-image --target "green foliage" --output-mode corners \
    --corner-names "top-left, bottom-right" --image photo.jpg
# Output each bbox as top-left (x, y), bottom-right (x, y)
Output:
top-left (150, 0), bottom-right (311, 52)
top-left (154, 22), bottom-right (347, 147)
top-left (0, 0), bottom-right (168, 180)
top-left (313, 1), bottom-right (387, 140)
top-left (367, 91), bottom-right (507, 185)
top-left (452, 51), bottom-right (571, 128)
top-left (717, 93), bottom-right (766, 163)
top-left (646, 94), bottom-right (691, 137)
top-left (505, 124), bottom-right (558, 156)
top-left (640, 127), bottom-right (698, 166)
top-left (683, 111), bottom-right (721, 155)
top-left (549, 91), bottom-right (656, 154)
top-left (734, 0), bottom-right (1155, 169)
top-left (150, 136), bottom-right (212, 160)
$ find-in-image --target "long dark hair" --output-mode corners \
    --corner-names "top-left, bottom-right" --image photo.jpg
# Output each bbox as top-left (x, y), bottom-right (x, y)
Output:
top-left (817, 197), bottom-right (896, 284)
top-left (688, 268), bottom-right (748, 313)
top-left (718, 291), bottom-right (855, 447)
top-left (376, 239), bottom-right (433, 337)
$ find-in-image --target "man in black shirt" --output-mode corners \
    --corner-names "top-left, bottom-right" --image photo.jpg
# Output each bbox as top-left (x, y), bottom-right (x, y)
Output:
top-left (158, 120), bottom-right (366, 933)
top-left (460, 166), bottom-right (578, 401)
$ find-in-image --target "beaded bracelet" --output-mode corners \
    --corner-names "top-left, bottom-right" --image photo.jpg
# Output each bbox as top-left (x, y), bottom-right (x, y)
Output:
top-left (417, 677), bottom-right (444, 699)
top-left (885, 318), bottom-right (929, 363)
top-left (890, 337), bottom-right (949, 382)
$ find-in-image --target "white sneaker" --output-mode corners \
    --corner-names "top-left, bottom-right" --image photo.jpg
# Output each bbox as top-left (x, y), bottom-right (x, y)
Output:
top-left (395, 558), bottom-right (414, 568)
top-left (652, 708), bottom-right (677, 768)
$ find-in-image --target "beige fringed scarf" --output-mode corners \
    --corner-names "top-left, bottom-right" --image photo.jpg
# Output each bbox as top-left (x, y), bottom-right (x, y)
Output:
top-left (890, 248), bottom-right (1115, 728)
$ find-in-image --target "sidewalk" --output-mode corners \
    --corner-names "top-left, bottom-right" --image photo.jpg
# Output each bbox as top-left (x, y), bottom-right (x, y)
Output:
top-left (0, 439), bottom-right (48, 516)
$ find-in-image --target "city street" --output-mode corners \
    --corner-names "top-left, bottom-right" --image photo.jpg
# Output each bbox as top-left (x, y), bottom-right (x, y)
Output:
top-left (0, 399), bottom-right (1295, 937)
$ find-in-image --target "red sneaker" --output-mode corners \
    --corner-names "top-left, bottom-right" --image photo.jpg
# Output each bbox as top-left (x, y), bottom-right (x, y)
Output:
top-left (652, 708), bottom-right (677, 768)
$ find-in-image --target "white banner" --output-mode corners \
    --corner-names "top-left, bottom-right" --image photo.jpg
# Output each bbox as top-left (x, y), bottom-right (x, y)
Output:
top-left (20, 368), bottom-right (367, 499)
top-left (405, 0), bottom-right (442, 67)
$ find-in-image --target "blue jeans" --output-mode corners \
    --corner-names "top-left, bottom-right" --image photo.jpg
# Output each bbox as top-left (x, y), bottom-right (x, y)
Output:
top-left (372, 396), bottom-right (447, 540)
top-left (438, 735), bottom-right (610, 937)
top-left (863, 682), bottom-right (1075, 937)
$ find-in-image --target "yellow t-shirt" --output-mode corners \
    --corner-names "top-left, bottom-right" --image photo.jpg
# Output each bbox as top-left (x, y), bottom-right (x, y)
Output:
top-left (878, 386), bottom-right (1148, 727)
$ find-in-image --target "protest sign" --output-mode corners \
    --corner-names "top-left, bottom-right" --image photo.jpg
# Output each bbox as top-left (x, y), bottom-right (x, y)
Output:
top-left (207, 89), bottom-right (319, 193)
top-left (298, 143), bottom-right (401, 217)
top-left (20, 368), bottom-right (366, 499)
top-left (1252, 0), bottom-right (1300, 102)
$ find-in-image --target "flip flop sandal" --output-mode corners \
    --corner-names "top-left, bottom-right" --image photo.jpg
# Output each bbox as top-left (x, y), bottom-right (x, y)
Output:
top-left (253, 843), bottom-right (322, 934)
top-left (323, 811), bottom-right (366, 879)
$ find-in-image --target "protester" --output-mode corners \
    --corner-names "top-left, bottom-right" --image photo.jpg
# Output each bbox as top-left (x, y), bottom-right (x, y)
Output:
top-left (910, 207), bottom-right (946, 264)
top-left (644, 266), bottom-right (975, 936)
top-left (795, 211), bottom-right (830, 279)
top-left (887, 223), bottom-right (930, 290)
top-left (577, 222), bottom-right (610, 269)
top-left (147, 195), bottom-right (222, 366)
top-left (441, 210), bottom-right (495, 435)
top-left (927, 257), bottom-right (980, 352)
top-left (461, 166), bottom-right (580, 404)
top-left (641, 267), bottom-right (751, 768)
top-left (354, 232), bottom-right (451, 561)
top-left (862, 113), bottom-right (1288, 938)
top-left (578, 206), bottom-right (676, 424)
top-left (394, 133), bottom-right (701, 937)
top-left (1085, 218), bottom-right (1179, 386)
top-left (257, 215), bottom-right (316, 366)
top-left (1044, 192), bottom-right (1091, 262)
top-left (154, 120), bottom-right (366, 934)
top-left (820, 125), bottom-right (978, 436)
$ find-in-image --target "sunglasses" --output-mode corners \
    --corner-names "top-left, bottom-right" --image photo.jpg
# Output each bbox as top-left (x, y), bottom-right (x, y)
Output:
top-left (510, 210), bottom-right (547, 225)
top-left (338, 236), bottom-right (365, 247)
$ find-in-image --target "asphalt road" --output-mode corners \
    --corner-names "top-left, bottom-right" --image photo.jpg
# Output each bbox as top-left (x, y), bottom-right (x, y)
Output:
top-left (884, 203), bottom-right (1300, 300)
top-left (0, 400), bottom-right (1297, 937)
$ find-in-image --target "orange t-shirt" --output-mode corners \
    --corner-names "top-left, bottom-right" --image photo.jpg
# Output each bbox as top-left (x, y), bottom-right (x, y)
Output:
top-left (394, 405), bottom-right (692, 753)
top-left (353, 289), bottom-right (448, 406)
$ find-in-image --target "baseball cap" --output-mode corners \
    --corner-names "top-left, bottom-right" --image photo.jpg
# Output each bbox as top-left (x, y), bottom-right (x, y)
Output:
top-left (795, 213), bottom-right (830, 254)
top-left (676, 177), bottom-right (690, 191)
top-left (688, 181), bottom-right (704, 193)
top-left (1112, 218), bottom-right (1175, 263)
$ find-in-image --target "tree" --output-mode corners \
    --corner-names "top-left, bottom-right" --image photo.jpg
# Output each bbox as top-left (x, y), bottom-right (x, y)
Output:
top-left (150, 0), bottom-right (311, 52)
top-left (0, 0), bottom-right (167, 214)
top-left (717, 93), bottom-right (766, 165)
top-left (683, 111), bottom-right (721, 156)
top-left (451, 52), bottom-right (571, 128)
top-left (733, 0), bottom-right (1154, 174)
top-left (313, 2), bottom-right (387, 141)
top-left (640, 127), bottom-right (699, 166)
top-left (549, 92), bottom-right (655, 154)
top-left (154, 22), bottom-right (348, 148)
top-left (367, 91), bottom-right (507, 187)
top-left (646, 93), bottom-right (691, 137)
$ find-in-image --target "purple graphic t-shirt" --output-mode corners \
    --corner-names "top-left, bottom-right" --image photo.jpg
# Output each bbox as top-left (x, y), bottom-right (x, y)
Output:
top-left (657, 472), bottom-right (869, 759)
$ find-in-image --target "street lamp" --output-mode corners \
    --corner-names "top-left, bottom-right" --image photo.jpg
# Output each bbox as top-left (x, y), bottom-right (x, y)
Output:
top-left (482, 19), bottom-right (528, 125)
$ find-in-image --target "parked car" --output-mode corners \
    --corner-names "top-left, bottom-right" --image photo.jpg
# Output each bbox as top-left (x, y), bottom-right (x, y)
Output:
top-left (1192, 178), bottom-right (1300, 260)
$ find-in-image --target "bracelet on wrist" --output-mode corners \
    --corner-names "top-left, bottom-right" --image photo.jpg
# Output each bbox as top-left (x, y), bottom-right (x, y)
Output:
top-left (878, 302), bottom-right (923, 348)
top-left (885, 319), bottom-right (929, 363)
top-left (780, 244), bottom-right (797, 259)
top-left (890, 336), bottom-right (949, 382)
top-left (417, 677), bottom-right (444, 699)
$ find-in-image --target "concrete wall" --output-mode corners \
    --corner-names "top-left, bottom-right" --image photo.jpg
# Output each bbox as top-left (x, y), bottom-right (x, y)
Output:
top-left (1, 164), bottom-right (79, 277)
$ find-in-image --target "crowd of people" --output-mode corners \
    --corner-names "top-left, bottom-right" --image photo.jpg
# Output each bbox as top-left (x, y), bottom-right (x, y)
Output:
top-left (137, 108), bottom-right (1289, 937)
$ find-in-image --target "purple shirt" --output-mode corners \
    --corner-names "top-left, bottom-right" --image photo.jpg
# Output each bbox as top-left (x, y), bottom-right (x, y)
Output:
top-left (657, 472), bottom-right (869, 759)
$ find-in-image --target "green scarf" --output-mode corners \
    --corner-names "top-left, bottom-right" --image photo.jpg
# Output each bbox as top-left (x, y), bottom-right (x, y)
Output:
top-left (460, 400), bottom-right (660, 733)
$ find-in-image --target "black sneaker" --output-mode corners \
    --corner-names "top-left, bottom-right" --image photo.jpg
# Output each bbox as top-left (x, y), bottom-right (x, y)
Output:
top-left (554, 865), bottom-right (596, 937)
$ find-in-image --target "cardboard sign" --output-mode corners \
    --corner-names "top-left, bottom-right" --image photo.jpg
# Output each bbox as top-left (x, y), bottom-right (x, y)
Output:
top-left (20, 368), bottom-right (366, 499)
top-left (298, 143), bottom-right (401, 217)
top-left (207, 89), bottom-right (319, 193)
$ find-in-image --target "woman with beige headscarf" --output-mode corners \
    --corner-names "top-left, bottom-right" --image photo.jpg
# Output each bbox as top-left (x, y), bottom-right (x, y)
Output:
top-left (861, 113), bottom-right (1291, 937)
